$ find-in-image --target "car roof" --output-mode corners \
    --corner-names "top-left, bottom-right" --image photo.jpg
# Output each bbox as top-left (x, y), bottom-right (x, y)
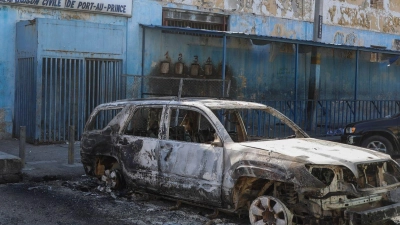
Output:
top-left (96, 97), bottom-right (268, 110)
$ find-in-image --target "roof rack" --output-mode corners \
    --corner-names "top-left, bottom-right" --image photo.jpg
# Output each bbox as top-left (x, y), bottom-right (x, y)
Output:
top-left (116, 96), bottom-right (178, 102)
top-left (115, 96), bottom-right (232, 104)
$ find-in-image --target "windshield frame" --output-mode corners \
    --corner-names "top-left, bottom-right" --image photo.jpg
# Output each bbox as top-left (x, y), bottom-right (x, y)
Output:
top-left (210, 105), bottom-right (309, 142)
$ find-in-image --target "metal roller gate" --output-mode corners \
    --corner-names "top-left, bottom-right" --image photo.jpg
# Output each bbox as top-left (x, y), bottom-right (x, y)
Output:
top-left (13, 57), bottom-right (36, 142)
top-left (14, 57), bottom-right (123, 143)
top-left (14, 19), bottom-right (126, 143)
top-left (39, 58), bottom-right (123, 143)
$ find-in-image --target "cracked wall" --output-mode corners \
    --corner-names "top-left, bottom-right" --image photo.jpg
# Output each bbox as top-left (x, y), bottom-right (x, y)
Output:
top-left (163, 0), bottom-right (400, 36)
top-left (326, 0), bottom-right (400, 34)
top-left (161, 0), bottom-right (400, 49)
top-left (3, 0), bottom-right (400, 139)
top-left (161, 0), bottom-right (314, 21)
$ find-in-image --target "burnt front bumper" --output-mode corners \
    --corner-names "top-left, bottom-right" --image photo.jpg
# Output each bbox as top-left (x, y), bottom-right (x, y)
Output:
top-left (346, 201), bottom-right (400, 225)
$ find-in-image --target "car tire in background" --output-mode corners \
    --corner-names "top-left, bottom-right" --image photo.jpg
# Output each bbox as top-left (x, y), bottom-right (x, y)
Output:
top-left (361, 135), bottom-right (393, 154)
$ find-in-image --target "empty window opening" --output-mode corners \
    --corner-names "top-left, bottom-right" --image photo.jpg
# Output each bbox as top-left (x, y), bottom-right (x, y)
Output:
top-left (124, 107), bottom-right (163, 138)
top-left (169, 108), bottom-right (216, 144)
top-left (370, 0), bottom-right (383, 9)
top-left (162, 8), bottom-right (228, 37)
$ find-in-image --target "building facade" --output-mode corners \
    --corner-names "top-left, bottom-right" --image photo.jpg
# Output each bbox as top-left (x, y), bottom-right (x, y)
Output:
top-left (1, 0), bottom-right (400, 142)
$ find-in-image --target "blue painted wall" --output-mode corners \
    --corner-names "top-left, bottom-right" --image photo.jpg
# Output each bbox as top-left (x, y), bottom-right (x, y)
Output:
top-left (0, 5), bottom-right (17, 138)
top-left (132, 1), bottom-right (400, 102)
top-left (140, 28), bottom-right (400, 101)
top-left (0, 4), bottom-right (126, 139)
top-left (1, 0), bottom-right (400, 138)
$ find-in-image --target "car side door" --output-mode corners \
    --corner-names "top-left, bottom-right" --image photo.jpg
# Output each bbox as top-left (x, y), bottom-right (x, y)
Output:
top-left (158, 105), bottom-right (224, 206)
top-left (117, 104), bottom-right (165, 192)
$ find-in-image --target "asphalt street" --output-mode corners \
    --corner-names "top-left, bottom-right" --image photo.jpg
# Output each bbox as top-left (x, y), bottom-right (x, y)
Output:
top-left (0, 139), bottom-right (247, 225)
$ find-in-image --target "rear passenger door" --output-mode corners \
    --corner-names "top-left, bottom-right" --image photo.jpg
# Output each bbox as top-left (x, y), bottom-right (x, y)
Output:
top-left (158, 106), bottom-right (224, 206)
top-left (117, 105), bottom-right (165, 192)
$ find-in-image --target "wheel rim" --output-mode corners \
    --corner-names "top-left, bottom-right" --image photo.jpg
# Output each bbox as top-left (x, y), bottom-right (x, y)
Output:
top-left (249, 196), bottom-right (292, 225)
top-left (102, 169), bottom-right (121, 190)
top-left (366, 141), bottom-right (387, 153)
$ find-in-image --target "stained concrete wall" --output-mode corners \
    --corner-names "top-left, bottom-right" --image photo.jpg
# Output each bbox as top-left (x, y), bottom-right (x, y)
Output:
top-left (137, 1), bottom-right (400, 101)
top-left (0, 5), bottom-right (125, 139)
top-left (161, 0), bottom-right (314, 21)
top-left (163, 0), bottom-right (400, 49)
top-left (1, 0), bottom-right (400, 139)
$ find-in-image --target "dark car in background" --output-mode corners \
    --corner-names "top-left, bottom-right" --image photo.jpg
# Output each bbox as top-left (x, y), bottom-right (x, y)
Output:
top-left (341, 113), bottom-right (400, 156)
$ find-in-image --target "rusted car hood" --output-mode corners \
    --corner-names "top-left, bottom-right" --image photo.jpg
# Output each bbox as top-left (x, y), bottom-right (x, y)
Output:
top-left (241, 138), bottom-right (392, 175)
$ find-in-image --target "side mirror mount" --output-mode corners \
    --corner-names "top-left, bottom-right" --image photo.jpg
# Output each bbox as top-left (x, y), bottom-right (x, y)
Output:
top-left (211, 133), bottom-right (223, 147)
top-left (103, 124), bottom-right (120, 135)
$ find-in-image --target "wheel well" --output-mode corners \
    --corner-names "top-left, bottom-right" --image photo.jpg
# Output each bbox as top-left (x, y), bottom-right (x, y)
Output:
top-left (361, 132), bottom-right (397, 149)
top-left (232, 177), bottom-right (297, 211)
top-left (94, 156), bottom-right (120, 177)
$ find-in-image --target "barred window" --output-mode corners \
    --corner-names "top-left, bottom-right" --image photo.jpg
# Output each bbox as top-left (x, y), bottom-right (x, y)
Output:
top-left (370, 0), bottom-right (383, 9)
top-left (162, 8), bottom-right (228, 35)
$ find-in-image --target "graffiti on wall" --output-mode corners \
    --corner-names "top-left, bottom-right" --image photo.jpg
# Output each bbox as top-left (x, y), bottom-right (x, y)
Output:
top-left (326, 0), bottom-right (400, 35)
top-left (163, 0), bottom-right (400, 36)
top-left (333, 31), bottom-right (358, 46)
top-left (162, 0), bottom-right (313, 20)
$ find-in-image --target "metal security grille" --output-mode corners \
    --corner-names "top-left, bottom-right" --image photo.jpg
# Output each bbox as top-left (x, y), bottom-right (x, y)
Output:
top-left (40, 58), bottom-right (123, 142)
top-left (41, 58), bottom-right (84, 142)
top-left (85, 59), bottom-right (123, 130)
top-left (162, 9), bottom-right (228, 37)
top-left (165, 20), bottom-right (226, 31)
top-left (14, 58), bottom-right (36, 141)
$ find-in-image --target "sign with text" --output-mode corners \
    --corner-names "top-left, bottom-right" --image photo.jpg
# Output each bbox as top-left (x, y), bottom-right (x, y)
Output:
top-left (0, 0), bottom-right (132, 17)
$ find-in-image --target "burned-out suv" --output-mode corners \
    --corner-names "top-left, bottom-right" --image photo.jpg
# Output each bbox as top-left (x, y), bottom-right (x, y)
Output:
top-left (81, 97), bottom-right (400, 225)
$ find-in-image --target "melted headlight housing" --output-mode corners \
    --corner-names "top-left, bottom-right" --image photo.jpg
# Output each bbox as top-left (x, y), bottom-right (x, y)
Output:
top-left (306, 165), bottom-right (336, 186)
top-left (356, 161), bottom-right (400, 188)
top-left (312, 168), bottom-right (335, 185)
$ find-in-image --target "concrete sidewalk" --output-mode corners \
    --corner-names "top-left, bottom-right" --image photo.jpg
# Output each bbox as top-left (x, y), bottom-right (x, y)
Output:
top-left (0, 151), bottom-right (22, 183)
top-left (0, 139), bottom-right (85, 181)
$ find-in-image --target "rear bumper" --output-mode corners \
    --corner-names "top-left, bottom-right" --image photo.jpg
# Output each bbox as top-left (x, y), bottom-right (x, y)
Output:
top-left (346, 201), bottom-right (400, 225)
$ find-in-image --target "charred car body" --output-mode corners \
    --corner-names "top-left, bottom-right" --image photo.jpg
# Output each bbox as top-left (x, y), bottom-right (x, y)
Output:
top-left (81, 97), bottom-right (400, 225)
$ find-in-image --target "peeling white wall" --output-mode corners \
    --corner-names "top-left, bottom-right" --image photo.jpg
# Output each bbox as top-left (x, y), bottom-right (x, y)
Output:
top-left (163, 0), bottom-right (400, 35)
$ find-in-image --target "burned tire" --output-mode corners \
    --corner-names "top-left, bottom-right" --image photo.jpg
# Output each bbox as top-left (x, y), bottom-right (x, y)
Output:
top-left (249, 195), bottom-right (293, 225)
top-left (101, 169), bottom-right (125, 190)
top-left (361, 135), bottom-right (393, 154)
